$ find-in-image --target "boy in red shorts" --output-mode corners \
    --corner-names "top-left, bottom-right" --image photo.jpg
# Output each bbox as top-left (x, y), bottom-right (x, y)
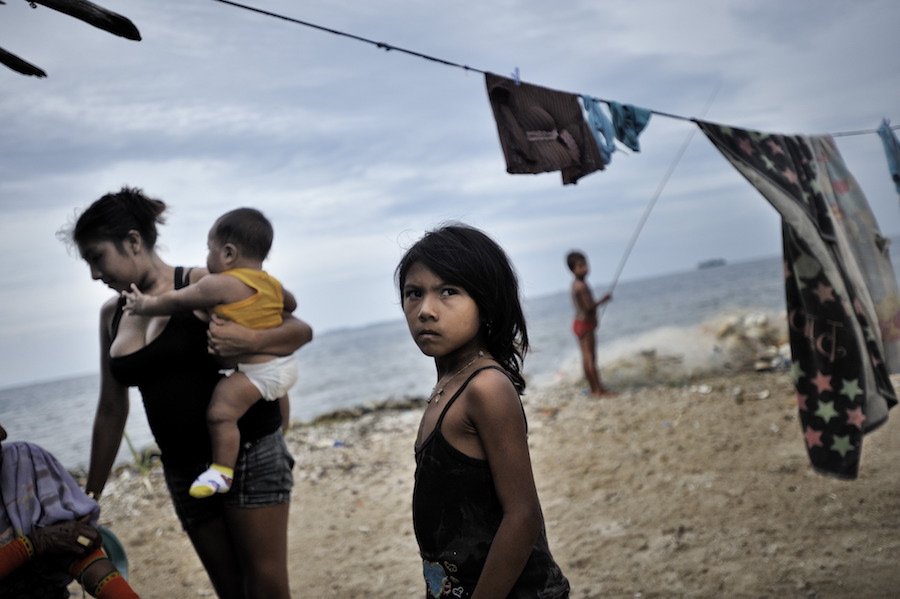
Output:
top-left (567, 250), bottom-right (613, 396)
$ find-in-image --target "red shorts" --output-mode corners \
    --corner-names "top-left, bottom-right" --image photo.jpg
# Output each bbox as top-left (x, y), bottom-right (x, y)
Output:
top-left (573, 318), bottom-right (596, 338)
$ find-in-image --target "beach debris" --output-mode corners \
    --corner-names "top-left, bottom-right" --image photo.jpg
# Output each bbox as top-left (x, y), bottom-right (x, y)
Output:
top-left (730, 386), bottom-right (772, 404)
top-left (714, 312), bottom-right (789, 372)
top-left (603, 349), bottom-right (687, 387)
top-left (597, 311), bottom-right (790, 390)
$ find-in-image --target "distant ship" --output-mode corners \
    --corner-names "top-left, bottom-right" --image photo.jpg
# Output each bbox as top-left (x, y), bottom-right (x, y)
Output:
top-left (697, 258), bottom-right (727, 269)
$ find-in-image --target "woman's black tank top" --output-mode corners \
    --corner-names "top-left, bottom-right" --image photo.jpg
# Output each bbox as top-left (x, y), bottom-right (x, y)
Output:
top-left (412, 366), bottom-right (570, 598)
top-left (108, 267), bottom-right (280, 469)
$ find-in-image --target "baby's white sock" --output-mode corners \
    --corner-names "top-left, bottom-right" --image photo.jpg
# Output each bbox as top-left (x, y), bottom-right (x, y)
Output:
top-left (189, 464), bottom-right (234, 498)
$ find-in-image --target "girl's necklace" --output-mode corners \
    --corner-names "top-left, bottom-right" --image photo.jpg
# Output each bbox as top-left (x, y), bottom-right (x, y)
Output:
top-left (428, 351), bottom-right (485, 404)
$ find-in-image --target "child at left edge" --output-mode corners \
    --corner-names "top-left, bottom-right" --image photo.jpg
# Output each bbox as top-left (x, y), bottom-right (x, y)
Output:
top-left (123, 207), bottom-right (299, 499)
top-left (397, 223), bottom-right (570, 598)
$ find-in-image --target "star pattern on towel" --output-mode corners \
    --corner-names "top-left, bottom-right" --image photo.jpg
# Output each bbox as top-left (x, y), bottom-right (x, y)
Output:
top-left (815, 400), bottom-right (838, 423)
top-left (840, 378), bottom-right (862, 401)
top-left (845, 406), bottom-right (866, 430)
top-left (833, 179), bottom-right (850, 194)
top-left (697, 120), bottom-right (898, 480)
top-left (803, 427), bottom-right (823, 448)
top-left (811, 372), bottom-right (831, 393)
top-left (781, 167), bottom-right (799, 187)
top-left (811, 283), bottom-right (835, 304)
top-left (791, 360), bottom-right (805, 382)
top-left (831, 435), bottom-right (854, 457)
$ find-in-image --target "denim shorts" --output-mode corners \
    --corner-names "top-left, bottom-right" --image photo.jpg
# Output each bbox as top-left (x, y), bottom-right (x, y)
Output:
top-left (164, 430), bottom-right (295, 530)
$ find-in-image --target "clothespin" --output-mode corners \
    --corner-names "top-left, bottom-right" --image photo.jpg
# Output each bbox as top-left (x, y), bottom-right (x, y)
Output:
top-left (511, 67), bottom-right (521, 86)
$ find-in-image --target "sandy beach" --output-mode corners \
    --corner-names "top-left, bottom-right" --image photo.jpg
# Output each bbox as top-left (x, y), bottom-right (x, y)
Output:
top-left (83, 369), bottom-right (900, 599)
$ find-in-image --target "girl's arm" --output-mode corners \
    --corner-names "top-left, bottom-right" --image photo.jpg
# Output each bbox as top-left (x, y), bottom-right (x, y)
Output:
top-left (85, 299), bottom-right (131, 499)
top-left (206, 312), bottom-right (313, 359)
top-left (465, 371), bottom-right (543, 599)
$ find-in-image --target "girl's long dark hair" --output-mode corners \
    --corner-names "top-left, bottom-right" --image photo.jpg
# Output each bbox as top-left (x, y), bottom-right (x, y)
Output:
top-left (396, 223), bottom-right (529, 392)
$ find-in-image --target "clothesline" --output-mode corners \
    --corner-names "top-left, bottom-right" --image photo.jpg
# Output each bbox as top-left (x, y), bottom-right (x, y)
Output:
top-left (209, 0), bottom-right (899, 138)
top-left (832, 126), bottom-right (900, 138)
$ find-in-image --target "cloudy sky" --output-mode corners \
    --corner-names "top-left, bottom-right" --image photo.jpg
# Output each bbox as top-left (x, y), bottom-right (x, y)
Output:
top-left (1, 0), bottom-right (898, 389)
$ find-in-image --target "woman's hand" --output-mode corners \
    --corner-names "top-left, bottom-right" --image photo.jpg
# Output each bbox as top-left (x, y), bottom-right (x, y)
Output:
top-left (30, 516), bottom-right (101, 557)
top-left (207, 313), bottom-right (313, 358)
top-left (207, 314), bottom-right (260, 358)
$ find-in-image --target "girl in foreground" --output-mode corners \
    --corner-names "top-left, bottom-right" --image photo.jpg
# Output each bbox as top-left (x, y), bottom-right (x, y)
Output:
top-left (396, 223), bottom-right (570, 599)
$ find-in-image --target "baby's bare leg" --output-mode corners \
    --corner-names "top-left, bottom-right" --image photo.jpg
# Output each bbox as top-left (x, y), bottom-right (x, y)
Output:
top-left (208, 372), bottom-right (263, 468)
top-left (190, 373), bottom-right (263, 499)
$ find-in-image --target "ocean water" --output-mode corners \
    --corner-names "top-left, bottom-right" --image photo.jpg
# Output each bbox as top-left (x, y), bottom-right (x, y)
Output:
top-left (2, 246), bottom-right (894, 471)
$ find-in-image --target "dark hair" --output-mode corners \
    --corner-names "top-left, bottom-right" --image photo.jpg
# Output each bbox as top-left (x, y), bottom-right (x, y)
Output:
top-left (65, 186), bottom-right (167, 252)
top-left (566, 250), bottom-right (586, 272)
top-left (211, 208), bottom-right (274, 261)
top-left (396, 223), bottom-right (529, 392)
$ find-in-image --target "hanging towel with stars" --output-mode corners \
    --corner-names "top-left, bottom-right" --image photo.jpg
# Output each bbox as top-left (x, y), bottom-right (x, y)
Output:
top-left (698, 121), bottom-right (900, 479)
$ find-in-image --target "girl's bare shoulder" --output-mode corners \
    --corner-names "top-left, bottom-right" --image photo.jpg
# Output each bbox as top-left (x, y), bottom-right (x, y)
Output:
top-left (464, 367), bottom-right (521, 413)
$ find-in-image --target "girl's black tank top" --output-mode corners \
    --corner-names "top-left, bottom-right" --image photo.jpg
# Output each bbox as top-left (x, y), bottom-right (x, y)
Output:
top-left (108, 267), bottom-right (280, 469)
top-left (412, 366), bottom-right (570, 598)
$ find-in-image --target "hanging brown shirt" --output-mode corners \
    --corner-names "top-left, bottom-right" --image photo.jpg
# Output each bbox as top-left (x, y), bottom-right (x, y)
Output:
top-left (485, 72), bottom-right (604, 185)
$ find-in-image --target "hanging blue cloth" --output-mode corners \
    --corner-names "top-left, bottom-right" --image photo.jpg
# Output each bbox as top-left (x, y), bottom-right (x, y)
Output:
top-left (580, 95), bottom-right (617, 164)
top-left (877, 119), bottom-right (900, 197)
top-left (608, 102), bottom-right (652, 152)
